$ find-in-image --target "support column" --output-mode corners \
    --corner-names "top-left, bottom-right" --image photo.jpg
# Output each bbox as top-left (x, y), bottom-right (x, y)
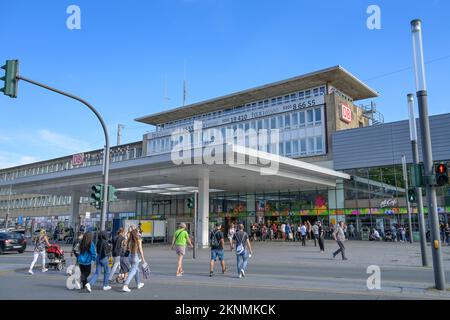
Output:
top-left (70, 191), bottom-right (80, 231)
top-left (198, 170), bottom-right (210, 248)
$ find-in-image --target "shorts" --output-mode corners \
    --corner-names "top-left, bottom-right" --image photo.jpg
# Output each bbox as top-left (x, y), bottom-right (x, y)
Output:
top-left (175, 245), bottom-right (186, 256)
top-left (210, 249), bottom-right (224, 261)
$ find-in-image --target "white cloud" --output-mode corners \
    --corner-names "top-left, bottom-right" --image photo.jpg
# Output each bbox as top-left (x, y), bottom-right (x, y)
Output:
top-left (38, 129), bottom-right (92, 153)
top-left (0, 151), bottom-right (40, 170)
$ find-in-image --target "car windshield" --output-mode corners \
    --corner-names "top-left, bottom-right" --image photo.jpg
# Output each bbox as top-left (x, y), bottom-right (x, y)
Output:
top-left (7, 233), bottom-right (22, 239)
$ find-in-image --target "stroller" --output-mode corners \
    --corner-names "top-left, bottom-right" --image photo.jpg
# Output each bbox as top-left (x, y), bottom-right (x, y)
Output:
top-left (46, 244), bottom-right (67, 271)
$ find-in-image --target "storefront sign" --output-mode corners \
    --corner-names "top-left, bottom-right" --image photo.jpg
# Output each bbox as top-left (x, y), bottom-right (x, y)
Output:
top-left (340, 104), bottom-right (352, 123)
top-left (71, 153), bottom-right (84, 166)
top-left (380, 199), bottom-right (397, 208)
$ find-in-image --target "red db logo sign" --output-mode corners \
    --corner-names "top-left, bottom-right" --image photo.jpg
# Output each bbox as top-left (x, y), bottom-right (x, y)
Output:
top-left (72, 153), bottom-right (84, 166)
top-left (341, 104), bottom-right (352, 123)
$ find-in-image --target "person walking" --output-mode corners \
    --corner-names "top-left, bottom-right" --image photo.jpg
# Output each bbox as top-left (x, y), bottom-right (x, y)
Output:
top-left (209, 223), bottom-right (226, 277)
top-left (227, 223), bottom-right (236, 251)
top-left (77, 232), bottom-right (97, 292)
top-left (116, 232), bottom-right (131, 284)
top-left (122, 228), bottom-right (146, 292)
top-left (317, 221), bottom-right (325, 252)
top-left (28, 229), bottom-right (51, 275)
top-left (88, 231), bottom-right (112, 291)
top-left (300, 223), bottom-right (307, 246)
top-left (306, 221), bottom-right (312, 240)
top-left (332, 221), bottom-right (348, 260)
top-left (232, 224), bottom-right (253, 278)
top-left (281, 222), bottom-right (286, 240)
top-left (285, 223), bottom-right (292, 242)
top-left (312, 222), bottom-right (319, 247)
top-left (348, 223), bottom-right (355, 240)
top-left (171, 223), bottom-right (193, 277)
top-left (109, 228), bottom-right (125, 283)
top-left (400, 225), bottom-right (406, 242)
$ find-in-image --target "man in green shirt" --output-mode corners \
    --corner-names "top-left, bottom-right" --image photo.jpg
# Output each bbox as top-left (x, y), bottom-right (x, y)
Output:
top-left (171, 223), bottom-right (193, 277)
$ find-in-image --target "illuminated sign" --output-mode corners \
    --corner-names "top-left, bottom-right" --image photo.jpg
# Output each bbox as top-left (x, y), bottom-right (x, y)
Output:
top-left (341, 104), bottom-right (352, 123)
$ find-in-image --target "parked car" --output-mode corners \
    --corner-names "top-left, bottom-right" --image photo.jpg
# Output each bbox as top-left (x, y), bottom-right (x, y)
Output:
top-left (0, 232), bottom-right (27, 254)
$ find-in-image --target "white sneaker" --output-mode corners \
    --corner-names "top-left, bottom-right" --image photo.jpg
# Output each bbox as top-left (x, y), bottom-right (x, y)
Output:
top-left (28, 270), bottom-right (33, 275)
top-left (240, 269), bottom-right (245, 277)
top-left (85, 283), bottom-right (91, 292)
top-left (122, 285), bottom-right (131, 292)
top-left (238, 274), bottom-right (242, 279)
top-left (137, 283), bottom-right (144, 289)
top-left (42, 268), bottom-right (48, 273)
top-left (103, 286), bottom-right (112, 291)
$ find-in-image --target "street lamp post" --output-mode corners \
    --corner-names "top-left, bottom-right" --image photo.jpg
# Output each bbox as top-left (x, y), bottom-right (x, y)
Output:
top-left (401, 155), bottom-right (414, 244)
top-left (407, 93), bottom-right (429, 266)
top-left (410, 19), bottom-right (446, 290)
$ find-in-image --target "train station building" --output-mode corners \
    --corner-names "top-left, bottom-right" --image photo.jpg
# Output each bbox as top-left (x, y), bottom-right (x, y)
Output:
top-left (1, 65), bottom-right (449, 244)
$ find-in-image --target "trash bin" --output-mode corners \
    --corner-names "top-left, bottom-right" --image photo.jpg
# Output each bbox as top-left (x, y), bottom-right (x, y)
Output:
top-left (361, 227), bottom-right (370, 241)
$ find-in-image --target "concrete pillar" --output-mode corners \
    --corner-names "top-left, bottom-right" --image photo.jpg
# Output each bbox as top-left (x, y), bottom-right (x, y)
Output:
top-left (70, 191), bottom-right (80, 231)
top-left (198, 170), bottom-right (210, 248)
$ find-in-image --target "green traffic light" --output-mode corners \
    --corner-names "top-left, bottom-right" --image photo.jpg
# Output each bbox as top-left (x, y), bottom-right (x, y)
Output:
top-left (408, 188), bottom-right (417, 203)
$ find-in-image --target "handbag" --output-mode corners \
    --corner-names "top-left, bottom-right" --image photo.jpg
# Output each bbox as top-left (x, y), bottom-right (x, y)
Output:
top-left (141, 262), bottom-right (151, 279)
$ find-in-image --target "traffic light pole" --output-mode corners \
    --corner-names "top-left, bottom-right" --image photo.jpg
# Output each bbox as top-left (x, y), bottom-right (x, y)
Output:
top-left (193, 192), bottom-right (198, 259)
top-left (417, 90), bottom-right (446, 290)
top-left (411, 140), bottom-right (429, 266)
top-left (16, 75), bottom-right (111, 232)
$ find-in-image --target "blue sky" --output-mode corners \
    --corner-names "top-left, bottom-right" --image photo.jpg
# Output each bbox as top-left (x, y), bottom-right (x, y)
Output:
top-left (0, 0), bottom-right (449, 169)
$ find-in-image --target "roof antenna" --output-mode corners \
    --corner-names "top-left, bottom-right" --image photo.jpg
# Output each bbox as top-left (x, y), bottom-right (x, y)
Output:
top-left (182, 61), bottom-right (188, 107)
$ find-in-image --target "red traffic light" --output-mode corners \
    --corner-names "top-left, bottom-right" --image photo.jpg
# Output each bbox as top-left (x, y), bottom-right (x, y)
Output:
top-left (436, 163), bottom-right (447, 174)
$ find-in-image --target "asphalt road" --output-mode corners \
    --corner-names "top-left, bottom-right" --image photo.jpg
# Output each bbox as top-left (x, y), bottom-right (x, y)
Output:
top-left (1, 240), bottom-right (450, 300)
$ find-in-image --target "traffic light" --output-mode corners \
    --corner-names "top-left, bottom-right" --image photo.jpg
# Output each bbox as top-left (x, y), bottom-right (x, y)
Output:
top-left (435, 163), bottom-right (449, 187)
top-left (187, 197), bottom-right (194, 209)
top-left (90, 184), bottom-right (104, 209)
top-left (407, 188), bottom-right (417, 203)
top-left (1, 60), bottom-right (19, 98)
top-left (108, 185), bottom-right (118, 202)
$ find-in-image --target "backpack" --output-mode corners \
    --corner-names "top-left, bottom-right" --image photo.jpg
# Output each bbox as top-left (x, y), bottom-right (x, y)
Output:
top-left (210, 231), bottom-right (220, 248)
top-left (235, 232), bottom-right (246, 255)
top-left (103, 241), bottom-right (113, 257)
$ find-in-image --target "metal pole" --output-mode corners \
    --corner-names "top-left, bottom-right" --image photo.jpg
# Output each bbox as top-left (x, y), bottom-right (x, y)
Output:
top-left (17, 75), bottom-right (110, 231)
top-left (402, 155), bottom-right (414, 243)
top-left (5, 185), bottom-right (12, 229)
top-left (117, 124), bottom-right (124, 146)
top-left (407, 93), bottom-right (429, 266)
top-left (411, 19), bottom-right (446, 291)
top-left (193, 192), bottom-right (198, 259)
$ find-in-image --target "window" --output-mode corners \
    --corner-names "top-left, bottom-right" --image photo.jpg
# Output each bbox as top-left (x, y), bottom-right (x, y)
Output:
top-left (320, 87), bottom-right (326, 96)
top-left (250, 121), bottom-right (256, 130)
top-left (244, 122), bottom-right (250, 131)
top-left (313, 88), bottom-right (319, 96)
top-left (293, 140), bottom-right (299, 154)
top-left (316, 136), bottom-right (323, 153)
top-left (284, 114), bottom-right (290, 128)
top-left (284, 95), bottom-right (290, 103)
top-left (285, 140), bottom-right (291, 155)
top-left (271, 117), bottom-right (277, 129)
top-left (271, 98), bottom-right (277, 106)
top-left (277, 97), bottom-right (283, 105)
top-left (299, 91), bottom-right (304, 100)
top-left (277, 116), bottom-right (284, 129)
top-left (299, 112), bottom-right (305, 127)
top-left (290, 93), bottom-right (297, 102)
top-left (300, 139), bottom-right (306, 154)
top-left (305, 90), bottom-right (311, 98)
top-left (308, 137), bottom-right (314, 153)
top-left (264, 118), bottom-right (269, 130)
top-left (290, 113), bottom-right (298, 127)
top-left (307, 110), bottom-right (314, 125)
top-left (279, 142), bottom-right (284, 155)
top-left (257, 120), bottom-right (263, 131)
top-left (315, 108), bottom-right (322, 124)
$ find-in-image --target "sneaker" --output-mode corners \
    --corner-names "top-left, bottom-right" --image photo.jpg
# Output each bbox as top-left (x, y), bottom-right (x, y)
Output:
top-left (103, 286), bottom-right (112, 291)
top-left (238, 274), bottom-right (242, 278)
top-left (176, 273), bottom-right (183, 277)
top-left (85, 283), bottom-right (91, 293)
top-left (209, 271), bottom-right (213, 277)
top-left (240, 269), bottom-right (245, 277)
top-left (137, 283), bottom-right (144, 289)
top-left (28, 270), bottom-right (33, 275)
top-left (122, 285), bottom-right (131, 292)
top-left (42, 268), bottom-right (48, 273)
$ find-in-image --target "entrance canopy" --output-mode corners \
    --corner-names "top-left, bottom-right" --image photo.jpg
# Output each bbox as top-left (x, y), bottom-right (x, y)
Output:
top-left (2, 144), bottom-right (350, 198)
